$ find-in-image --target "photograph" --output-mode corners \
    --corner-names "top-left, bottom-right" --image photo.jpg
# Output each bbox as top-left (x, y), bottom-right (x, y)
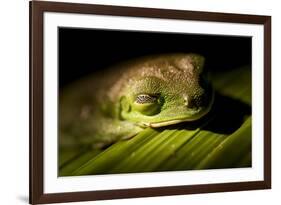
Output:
top-left (29, 1), bottom-right (271, 203)
top-left (58, 28), bottom-right (252, 176)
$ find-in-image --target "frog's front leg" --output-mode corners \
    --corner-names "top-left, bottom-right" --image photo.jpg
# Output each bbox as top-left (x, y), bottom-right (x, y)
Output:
top-left (90, 118), bottom-right (144, 149)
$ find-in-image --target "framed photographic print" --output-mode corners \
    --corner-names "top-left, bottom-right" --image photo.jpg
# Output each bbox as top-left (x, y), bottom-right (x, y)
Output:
top-left (29, 0), bottom-right (271, 204)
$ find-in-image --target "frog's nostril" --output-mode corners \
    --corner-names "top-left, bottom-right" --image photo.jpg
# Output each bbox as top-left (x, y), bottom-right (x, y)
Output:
top-left (188, 98), bottom-right (198, 108)
top-left (187, 94), bottom-right (206, 109)
top-left (183, 95), bottom-right (189, 106)
top-left (183, 95), bottom-right (198, 108)
top-left (183, 93), bottom-right (207, 109)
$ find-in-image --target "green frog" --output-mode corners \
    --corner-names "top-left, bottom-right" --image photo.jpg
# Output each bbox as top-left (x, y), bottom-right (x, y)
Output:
top-left (59, 53), bottom-right (214, 148)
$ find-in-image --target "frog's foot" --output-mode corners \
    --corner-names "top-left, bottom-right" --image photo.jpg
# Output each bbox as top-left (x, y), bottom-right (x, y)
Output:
top-left (92, 128), bottom-right (142, 149)
top-left (119, 124), bottom-right (144, 140)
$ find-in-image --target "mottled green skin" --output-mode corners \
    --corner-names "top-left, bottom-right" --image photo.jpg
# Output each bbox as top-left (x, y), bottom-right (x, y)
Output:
top-left (59, 53), bottom-right (214, 148)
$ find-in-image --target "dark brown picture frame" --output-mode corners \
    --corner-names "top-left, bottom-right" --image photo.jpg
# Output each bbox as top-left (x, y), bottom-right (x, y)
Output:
top-left (30, 1), bottom-right (271, 204)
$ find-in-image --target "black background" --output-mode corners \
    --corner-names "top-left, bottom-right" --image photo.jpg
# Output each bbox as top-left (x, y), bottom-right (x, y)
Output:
top-left (59, 28), bottom-right (251, 88)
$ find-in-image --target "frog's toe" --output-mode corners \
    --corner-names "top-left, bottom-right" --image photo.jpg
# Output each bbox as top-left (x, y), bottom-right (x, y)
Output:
top-left (121, 133), bottom-right (138, 140)
top-left (92, 140), bottom-right (114, 149)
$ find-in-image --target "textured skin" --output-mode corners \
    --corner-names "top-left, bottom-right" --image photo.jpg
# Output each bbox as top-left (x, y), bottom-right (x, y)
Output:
top-left (59, 53), bottom-right (214, 148)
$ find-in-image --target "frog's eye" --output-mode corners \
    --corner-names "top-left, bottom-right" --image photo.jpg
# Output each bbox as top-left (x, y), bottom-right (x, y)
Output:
top-left (133, 94), bottom-right (161, 116)
top-left (135, 94), bottom-right (158, 104)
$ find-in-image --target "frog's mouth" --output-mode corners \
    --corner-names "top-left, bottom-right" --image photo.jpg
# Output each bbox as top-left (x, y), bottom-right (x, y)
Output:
top-left (137, 92), bottom-right (214, 128)
top-left (144, 118), bottom-right (202, 128)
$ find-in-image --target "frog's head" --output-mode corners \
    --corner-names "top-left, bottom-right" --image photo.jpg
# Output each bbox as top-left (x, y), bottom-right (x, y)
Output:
top-left (118, 53), bottom-right (214, 128)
